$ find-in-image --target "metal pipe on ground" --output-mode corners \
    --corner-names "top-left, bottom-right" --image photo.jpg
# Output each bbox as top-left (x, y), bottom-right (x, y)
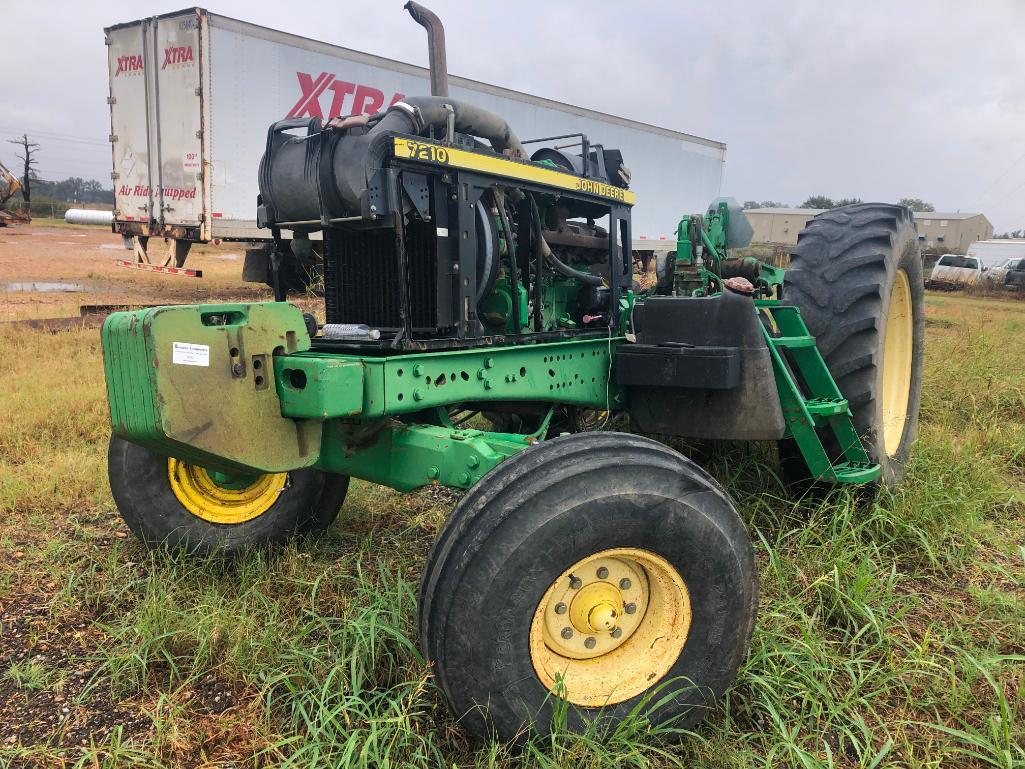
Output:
top-left (65, 209), bottom-right (114, 226)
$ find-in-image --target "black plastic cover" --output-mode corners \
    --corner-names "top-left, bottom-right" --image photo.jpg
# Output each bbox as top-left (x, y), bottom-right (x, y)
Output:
top-left (616, 344), bottom-right (740, 389)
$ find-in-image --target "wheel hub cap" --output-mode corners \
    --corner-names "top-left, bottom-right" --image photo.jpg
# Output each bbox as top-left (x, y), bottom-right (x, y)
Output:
top-left (167, 458), bottom-right (286, 525)
top-left (530, 548), bottom-right (691, 706)
top-left (881, 268), bottom-right (914, 456)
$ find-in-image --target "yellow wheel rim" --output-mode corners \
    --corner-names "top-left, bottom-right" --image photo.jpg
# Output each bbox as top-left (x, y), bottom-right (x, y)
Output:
top-left (881, 269), bottom-right (914, 456)
top-left (167, 458), bottom-right (286, 525)
top-left (529, 548), bottom-right (691, 707)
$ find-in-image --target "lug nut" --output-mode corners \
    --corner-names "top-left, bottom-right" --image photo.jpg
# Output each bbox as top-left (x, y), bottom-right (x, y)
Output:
top-left (554, 602), bottom-right (567, 615)
top-left (584, 636), bottom-right (596, 649)
top-left (611, 627), bottom-right (622, 639)
top-left (619, 578), bottom-right (631, 590)
top-left (569, 576), bottom-right (582, 589)
top-left (625, 602), bottom-right (637, 615)
top-left (596, 566), bottom-right (609, 579)
top-left (561, 627), bottom-right (573, 640)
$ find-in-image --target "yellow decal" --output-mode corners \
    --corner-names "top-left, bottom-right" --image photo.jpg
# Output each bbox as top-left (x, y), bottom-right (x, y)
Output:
top-left (393, 138), bottom-right (635, 205)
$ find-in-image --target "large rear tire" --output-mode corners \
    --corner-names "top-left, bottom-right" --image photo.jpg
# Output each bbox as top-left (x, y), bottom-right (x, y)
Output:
top-left (108, 436), bottom-right (348, 556)
top-left (418, 432), bottom-right (757, 742)
top-left (782, 203), bottom-right (924, 489)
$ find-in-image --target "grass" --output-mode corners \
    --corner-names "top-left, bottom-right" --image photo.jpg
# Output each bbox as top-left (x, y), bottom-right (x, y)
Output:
top-left (1, 292), bottom-right (1024, 767)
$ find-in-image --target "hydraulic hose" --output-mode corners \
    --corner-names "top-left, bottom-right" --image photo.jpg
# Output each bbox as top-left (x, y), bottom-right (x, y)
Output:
top-left (528, 194), bottom-right (603, 287)
top-left (493, 190), bottom-right (522, 333)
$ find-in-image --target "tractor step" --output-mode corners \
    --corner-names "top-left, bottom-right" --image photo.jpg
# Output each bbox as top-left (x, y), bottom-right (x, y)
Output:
top-left (769, 335), bottom-right (816, 349)
top-left (830, 461), bottom-right (881, 484)
top-left (804, 397), bottom-right (848, 416)
top-left (760, 304), bottom-right (881, 485)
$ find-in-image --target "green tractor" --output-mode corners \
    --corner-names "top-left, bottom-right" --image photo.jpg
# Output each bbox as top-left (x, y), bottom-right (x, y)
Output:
top-left (101, 3), bottom-right (923, 744)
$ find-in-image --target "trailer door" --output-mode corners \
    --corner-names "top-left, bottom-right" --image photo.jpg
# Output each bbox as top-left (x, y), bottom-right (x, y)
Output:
top-left (107, 12), bottom-right (204, 234)
top-left (107, 23), bottom-right (152, 229)
top-left (151, 12), bottom-right (204, 228)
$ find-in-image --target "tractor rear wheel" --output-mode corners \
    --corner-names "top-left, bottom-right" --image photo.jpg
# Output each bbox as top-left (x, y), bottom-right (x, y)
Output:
top-left (418, 432), bottom-right (757, 742)
top-left (782, 203), bottom-right (924, 489)
top-left (108, 436), bottom-right (348, 556)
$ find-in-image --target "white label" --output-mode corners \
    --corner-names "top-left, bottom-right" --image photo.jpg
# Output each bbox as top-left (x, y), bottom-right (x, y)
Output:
top-left (172, 341), bottom-right (210, 366)
top-left (436, 227), bottom-right (449, 237)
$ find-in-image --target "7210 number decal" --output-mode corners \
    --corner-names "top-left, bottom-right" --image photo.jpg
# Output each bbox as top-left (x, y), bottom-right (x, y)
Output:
top-left (402, 141), bottom-right (450, 164)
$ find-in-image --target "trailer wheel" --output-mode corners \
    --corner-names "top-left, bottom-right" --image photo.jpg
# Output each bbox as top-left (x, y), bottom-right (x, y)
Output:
top-left (782, 203), bottom-right (924, 489)
top-left (418, 432), bottom-right (757, 742)
top-left (108, 436), bottom-right (348, 556)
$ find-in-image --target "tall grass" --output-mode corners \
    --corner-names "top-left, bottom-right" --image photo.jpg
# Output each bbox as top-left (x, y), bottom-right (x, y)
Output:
top-left (2, 294), bottom-right (1024, 767)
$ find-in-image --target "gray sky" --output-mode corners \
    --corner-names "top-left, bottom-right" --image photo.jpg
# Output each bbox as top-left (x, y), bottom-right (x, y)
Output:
top-left (3, 0), bottom-right (1024, 230)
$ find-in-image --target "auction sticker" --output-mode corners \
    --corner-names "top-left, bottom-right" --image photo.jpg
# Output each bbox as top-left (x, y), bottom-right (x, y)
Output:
top-left (172, 342), bottom-right (210, 366)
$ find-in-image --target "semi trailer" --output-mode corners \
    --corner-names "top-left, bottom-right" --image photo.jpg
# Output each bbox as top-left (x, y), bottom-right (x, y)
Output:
top-left (105, 7), bottom-right (725, 285)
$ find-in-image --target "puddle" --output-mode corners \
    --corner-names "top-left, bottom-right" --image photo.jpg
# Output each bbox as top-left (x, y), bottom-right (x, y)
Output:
top-left (5, 281), bottom-right (85, 293)
top-left (99, 243), bottom-right (126, 251)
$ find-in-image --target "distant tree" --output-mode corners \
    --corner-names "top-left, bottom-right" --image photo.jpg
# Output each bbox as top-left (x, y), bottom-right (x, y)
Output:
top-left (801, 195), bottom-right (835, 209)
top-left (6, 134), bottom-right (39, 204)
top-left (835, 197), bottom-right (863, 207)
top-left (743, 200), bottom-right (789, 210)
top-left (995, 229), bottom-right (1024, 239)
top-left (898, 197), bottom-right (935, 212)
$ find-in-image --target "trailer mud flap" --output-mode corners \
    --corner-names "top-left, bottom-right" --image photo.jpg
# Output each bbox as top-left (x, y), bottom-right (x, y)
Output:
top-left (619, 292), bottom-right (786, 440)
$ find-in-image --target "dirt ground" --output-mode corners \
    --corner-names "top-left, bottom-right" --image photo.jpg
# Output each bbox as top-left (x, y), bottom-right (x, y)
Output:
top-left (0, 220), bottom-right (272, 323)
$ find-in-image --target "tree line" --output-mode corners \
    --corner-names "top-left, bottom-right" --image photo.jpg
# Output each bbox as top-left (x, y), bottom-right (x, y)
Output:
top-left (743, 197), bottom-right (936, 212)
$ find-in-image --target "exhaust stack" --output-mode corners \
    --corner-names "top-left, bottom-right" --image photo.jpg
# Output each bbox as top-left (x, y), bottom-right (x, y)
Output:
top-left (404, 1), bottom-right (448, 97)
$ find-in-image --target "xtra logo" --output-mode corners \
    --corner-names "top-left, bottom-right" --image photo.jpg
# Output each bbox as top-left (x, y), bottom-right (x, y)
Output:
top-left (114, 54), bottom-right (144, 76)
top-left (286, 72), bottom-right (405, 119)
top-left (162, 45), bottom-right (195, 69)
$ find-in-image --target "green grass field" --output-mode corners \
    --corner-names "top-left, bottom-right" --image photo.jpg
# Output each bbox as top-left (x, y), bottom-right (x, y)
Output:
top-left (1, 292), bottom-right (1023, 768)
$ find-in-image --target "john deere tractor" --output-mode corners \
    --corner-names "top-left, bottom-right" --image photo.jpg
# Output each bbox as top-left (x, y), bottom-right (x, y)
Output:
top-left (100, 2), bottom-right (923, 744)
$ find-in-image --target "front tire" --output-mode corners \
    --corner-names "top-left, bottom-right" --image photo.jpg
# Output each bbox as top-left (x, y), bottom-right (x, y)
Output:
top-left (108, 436), bottom-right (348, 556)
top-left (783, 203), bottom-right (924, 489)
top-left (418, 432), bottom-right (757, 742)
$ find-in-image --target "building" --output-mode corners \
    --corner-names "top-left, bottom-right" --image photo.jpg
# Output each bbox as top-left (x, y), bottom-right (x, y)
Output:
top-left (744, 208), bottom-right (994, 252)
top-left (966, 239), bottom-right (1025, 268)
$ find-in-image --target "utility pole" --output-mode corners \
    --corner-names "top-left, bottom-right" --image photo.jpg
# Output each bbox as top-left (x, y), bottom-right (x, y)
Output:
top-left (7, 134), bottom-right (39, 204)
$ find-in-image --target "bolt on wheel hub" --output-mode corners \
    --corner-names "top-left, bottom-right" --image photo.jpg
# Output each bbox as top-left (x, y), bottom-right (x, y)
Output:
top-left (542, 555), bottom-right (647, 660)
top-left (530, 547), bottom-right (691, 706)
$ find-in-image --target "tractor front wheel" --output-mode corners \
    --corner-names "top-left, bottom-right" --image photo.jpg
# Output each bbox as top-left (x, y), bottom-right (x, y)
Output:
top-left (418, 432), bottom-right (757, 742)
top-left (108, 436), bottom-right (348, 556)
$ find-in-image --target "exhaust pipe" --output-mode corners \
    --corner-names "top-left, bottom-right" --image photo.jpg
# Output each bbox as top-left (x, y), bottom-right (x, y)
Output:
top-left (404, 1), bottom-right (448, 97)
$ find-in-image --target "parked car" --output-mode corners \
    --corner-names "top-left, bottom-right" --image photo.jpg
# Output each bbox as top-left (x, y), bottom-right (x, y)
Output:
top-left (984, 257), bottom-right (1025, 289)
top-left (928, 253), bottom-right (985, 288)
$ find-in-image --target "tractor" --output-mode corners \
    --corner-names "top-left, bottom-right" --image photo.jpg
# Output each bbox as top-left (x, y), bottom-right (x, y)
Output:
top-left (101, 2), bottom-right (924, 743)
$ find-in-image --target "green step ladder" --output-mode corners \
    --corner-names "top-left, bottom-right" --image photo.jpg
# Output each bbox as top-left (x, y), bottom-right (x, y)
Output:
top-left (760, 304), bottom-right (880, 485)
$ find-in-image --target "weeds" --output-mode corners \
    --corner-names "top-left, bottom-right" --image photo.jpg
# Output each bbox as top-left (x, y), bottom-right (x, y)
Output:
top-left (2, 294), bottom-right (1025, 767)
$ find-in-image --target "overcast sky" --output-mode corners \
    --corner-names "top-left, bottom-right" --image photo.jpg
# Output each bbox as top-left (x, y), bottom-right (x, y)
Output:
top-left (3, 0), bottom-right (1024, 230)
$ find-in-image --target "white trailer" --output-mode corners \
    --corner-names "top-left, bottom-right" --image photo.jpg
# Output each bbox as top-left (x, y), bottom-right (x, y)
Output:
top-left (105, 8), bottom-right (725, 274)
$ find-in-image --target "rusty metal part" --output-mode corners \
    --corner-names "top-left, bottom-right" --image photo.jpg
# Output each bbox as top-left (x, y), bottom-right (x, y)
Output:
top-left (723, 276), bottom-right (756, 295)
top-left (326, 114), bottom-right (371, 130)
top-left (404, 2), bottom-right (448, 97)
